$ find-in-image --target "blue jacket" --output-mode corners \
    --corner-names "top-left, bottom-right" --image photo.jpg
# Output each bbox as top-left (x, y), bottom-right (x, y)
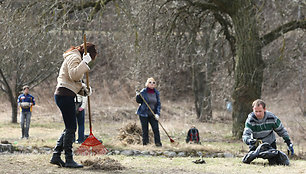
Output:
top-left (136, 88), bottom-right (161, 117)
top-left (17, 93), bottom-right (35, 112)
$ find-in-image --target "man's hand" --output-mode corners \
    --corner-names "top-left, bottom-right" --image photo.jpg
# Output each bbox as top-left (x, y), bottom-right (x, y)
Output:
top-left (154, 114), bottom-right (159, 121)
top-left (287, 143), bottom-right (294, 156)
top-left (78, 107), bottom-right (84, 112)
top-left (285, 139), bottom-right (294, 156)
top-left (247, 139), bottom-right (256, 145)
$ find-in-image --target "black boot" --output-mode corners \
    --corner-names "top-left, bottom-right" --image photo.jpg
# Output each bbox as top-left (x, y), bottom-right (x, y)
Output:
top-left (50, 130), bottom-right (65, 167)
top-left (64, 129), bottom-right (83, 168)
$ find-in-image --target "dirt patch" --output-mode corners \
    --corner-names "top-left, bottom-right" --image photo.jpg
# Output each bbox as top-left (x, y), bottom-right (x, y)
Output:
top-left (81, 157), bottom-right (125, 171)
top-left (117, 122), bottom-right (153, 145)
top-left (1, 140), bottom-right (11, 144)
top-left (290, 154), bottom-right (306, 160)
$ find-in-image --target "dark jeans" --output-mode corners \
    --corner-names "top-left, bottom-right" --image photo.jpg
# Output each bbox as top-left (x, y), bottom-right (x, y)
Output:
top-left (76, 110), bottom-right (85, 142)
top-left (55, 95), bottom-right (77, 131)
top-left (139, 115), bottom-right (161, 145)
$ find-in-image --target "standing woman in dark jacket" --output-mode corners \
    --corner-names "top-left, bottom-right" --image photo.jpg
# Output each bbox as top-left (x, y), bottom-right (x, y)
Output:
top-left (50, 42), bottom-right (97, 168)
top-left (136, 77), bottom-right (162, 147)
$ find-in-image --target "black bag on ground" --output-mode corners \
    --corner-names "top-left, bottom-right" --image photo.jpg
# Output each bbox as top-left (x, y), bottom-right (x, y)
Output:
top-left (186, 127), bottom-right (201, 144)
top-left (242, 142), bottom-right (289, 165)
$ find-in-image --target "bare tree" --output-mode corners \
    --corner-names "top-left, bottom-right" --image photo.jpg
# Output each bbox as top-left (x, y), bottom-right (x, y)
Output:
top-left (154, 0), bottom-right (305, 138)
top-left (43, 0), bottom-right (305, 127)
top-left (2, 0), bottom-right (304, 137)
top-left (0, 2), bottom-right (63, 123)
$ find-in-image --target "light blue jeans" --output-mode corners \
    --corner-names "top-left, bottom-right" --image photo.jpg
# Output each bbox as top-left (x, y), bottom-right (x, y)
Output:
top-left (20, 111), bottom-right (32, 138)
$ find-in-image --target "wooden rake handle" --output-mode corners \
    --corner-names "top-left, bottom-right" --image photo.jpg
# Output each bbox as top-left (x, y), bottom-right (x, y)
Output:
top-left (83, 34), bottom-right (93, 134)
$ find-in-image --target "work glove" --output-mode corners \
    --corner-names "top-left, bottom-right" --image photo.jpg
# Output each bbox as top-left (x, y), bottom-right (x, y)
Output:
top-left (84, 86), bottom-right (92, 96)
top-left (78, 83), bottom-right (92, 96)
top-left (154, 114), bottom-right (159, 121)
top-left (287, 143), bottom-right (294, 156)
top-left (83, 53), bottom-right (92, 64)
top-left (285, 139), bottom-right (294, 156)
top-left (135, 90), bottom-right (145, 104)
top-left (247, 139), bottom-right (256, 145)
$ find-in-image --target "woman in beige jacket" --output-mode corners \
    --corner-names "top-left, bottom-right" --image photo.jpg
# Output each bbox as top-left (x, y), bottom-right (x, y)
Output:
top-left (50, 42), bottom-right (97, 168)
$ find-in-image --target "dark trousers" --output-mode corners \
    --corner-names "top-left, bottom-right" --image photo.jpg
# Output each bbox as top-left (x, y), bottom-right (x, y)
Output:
top-left (76, 110), bottom-right (85, 142)
top-left (55, 95), bottom-right (77, 131)
top-left (139, 115), bottom-right (161, 145)
top-left (53, 95), bottom-right (79, 164)
top-left (249, 141), bottom-right (277, 151)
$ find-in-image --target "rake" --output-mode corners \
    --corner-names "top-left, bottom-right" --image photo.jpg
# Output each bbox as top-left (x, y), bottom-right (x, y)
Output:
top-left (138, 93), bottom-right (175, 143)
top-left (75, 34), bottom-right (108, 155)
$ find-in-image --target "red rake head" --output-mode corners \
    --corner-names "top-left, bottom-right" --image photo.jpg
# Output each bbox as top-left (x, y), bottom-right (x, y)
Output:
top-left (75, 134), bottom-right (108, 155)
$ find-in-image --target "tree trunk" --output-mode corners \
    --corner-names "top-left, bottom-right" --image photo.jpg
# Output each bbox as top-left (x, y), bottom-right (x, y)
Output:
top-left (11, 99), bottom-right (18, 123)
top-left (190, 30), bottom-right (213, 122)
top-left (8, 89), bottom-right (18, 123)
top-left (193, 70), bottom-right (212, 122)
top-left (230, 0), bottom-right (264, 138)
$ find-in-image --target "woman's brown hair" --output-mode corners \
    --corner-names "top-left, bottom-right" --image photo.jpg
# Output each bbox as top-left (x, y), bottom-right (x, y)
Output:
top-left (65, 42), bottom-right (97, 61)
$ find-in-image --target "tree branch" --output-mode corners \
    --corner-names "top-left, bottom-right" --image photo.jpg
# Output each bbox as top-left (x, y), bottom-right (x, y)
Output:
top-left (45, 0), bottom-right (113, 21)
top-left (211, 0), bottom-right (234, 14)
top-left (213, 13), bottom-right (235, 54)
top-left (0, 68), bottom-right (10, 93)
top-left (261, 19), bottom-right (306, 46)
top-left (212, 12), bottom-right (236, 71)
top-left (66, 0), bottom-right (113, 15)
top-left (189, 1), bottom-right (220, 12)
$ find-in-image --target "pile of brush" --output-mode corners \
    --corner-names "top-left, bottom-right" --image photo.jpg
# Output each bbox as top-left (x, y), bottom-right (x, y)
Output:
top-left (117, 122), bottom-right (153, 145)
top-left (82, 157), bottom-right (125, 171)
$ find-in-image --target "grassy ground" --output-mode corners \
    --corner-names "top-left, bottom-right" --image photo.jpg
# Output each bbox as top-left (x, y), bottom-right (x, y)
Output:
top-left (1, 154), bottom-right (306, 174)
top-left (0, 114), bottom-right (248, 155)
top-left (1, 99), bottom-right (306, 174)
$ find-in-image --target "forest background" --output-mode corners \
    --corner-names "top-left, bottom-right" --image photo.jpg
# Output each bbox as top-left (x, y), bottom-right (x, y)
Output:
top-left (0, 0), bottom-right (305, 154)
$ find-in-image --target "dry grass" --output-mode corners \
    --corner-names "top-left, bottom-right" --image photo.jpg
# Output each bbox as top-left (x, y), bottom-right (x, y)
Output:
top-left (0, 85), bottom-right (306, 173)
top-left (1, 93), bottom-right (306, 154)
top-left (1, 154), bottom-right (306, 174)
